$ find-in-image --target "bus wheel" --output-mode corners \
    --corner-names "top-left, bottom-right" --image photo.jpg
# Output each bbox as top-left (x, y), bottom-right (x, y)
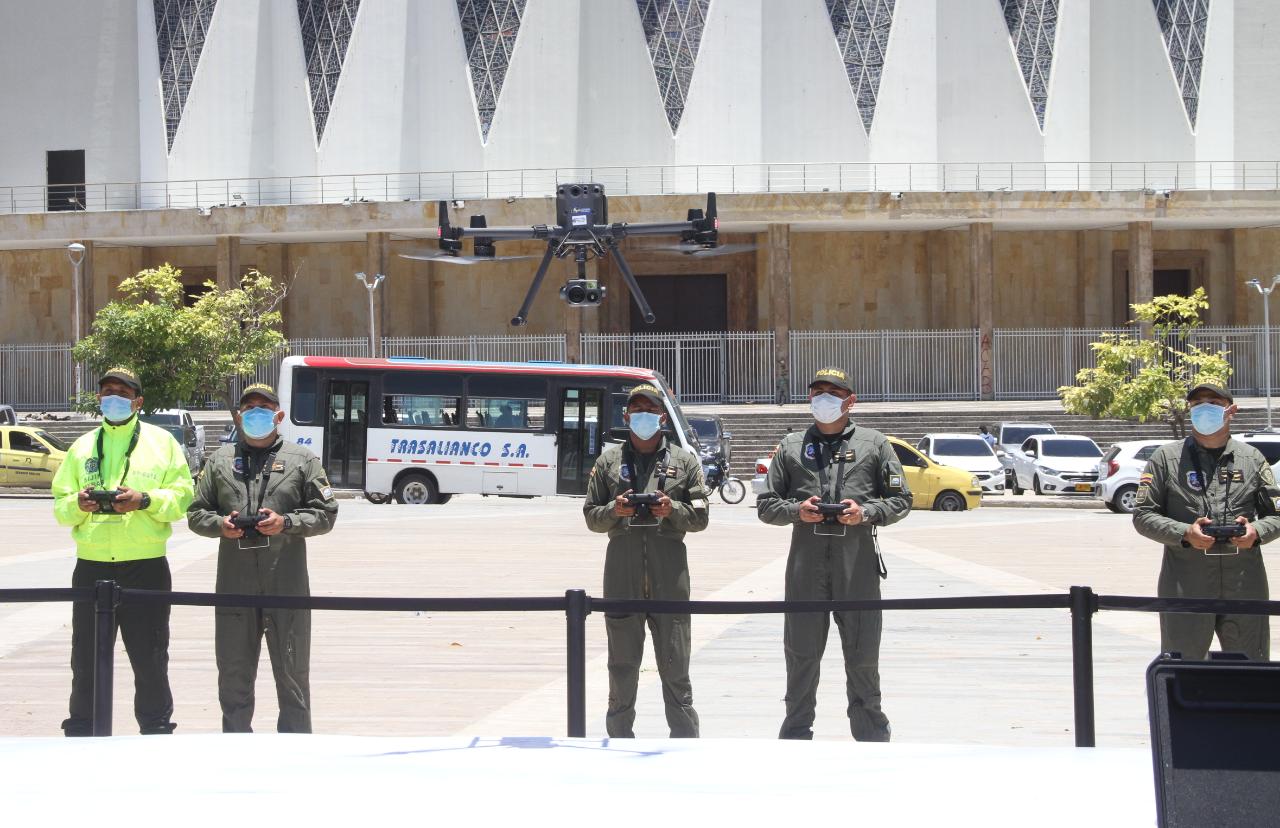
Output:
top-left (395, 473), bottom-right (439, 505)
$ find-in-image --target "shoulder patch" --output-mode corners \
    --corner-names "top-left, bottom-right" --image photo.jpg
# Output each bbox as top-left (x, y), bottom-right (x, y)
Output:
top-left (1262, 466), bottom-right (1277, 486)
top-left (1139, 472), bottom-right (1153, 485)
top-left (320, 486), bottom-right (334, 500)
top-left (889, 474), bottom-right (903, 490)
top-left (804, 443), bottom-right (816, 460)
top-left (1136, 484), bottom-right (1153, 505)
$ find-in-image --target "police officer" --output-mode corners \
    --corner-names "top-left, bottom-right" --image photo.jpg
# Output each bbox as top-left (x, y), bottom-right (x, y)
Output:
top-left (51, 368), bottom-right (195, 736)
top-left (757, 367), bottom-right (912, 741)
top-left (583, 383), bottom-right (709, 738)
top-left (187, 383), bottom-right (338, 732)
top-left (1133, 382), bottom-right (1279, 660)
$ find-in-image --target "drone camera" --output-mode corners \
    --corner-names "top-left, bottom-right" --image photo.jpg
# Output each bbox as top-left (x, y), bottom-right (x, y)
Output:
top-left (560, 279), bottom-right (606, 307)
top-left (556, 182), bottom-right (608, 229)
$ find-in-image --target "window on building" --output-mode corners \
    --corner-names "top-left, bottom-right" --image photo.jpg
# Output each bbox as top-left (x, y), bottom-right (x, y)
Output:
top-left (47, 150), bottom-right (86, 212)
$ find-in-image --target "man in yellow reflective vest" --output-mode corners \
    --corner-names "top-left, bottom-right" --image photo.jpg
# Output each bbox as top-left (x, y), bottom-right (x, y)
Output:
top-left (51, 368), bottom-right (195, 736)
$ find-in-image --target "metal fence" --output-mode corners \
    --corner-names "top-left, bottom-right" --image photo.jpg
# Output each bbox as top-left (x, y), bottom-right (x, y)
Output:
top-left (581, 332), bottom-right (775, 403)
top-left (790, 329), bottom-right (981, 402)
top-left (5, 327), bottom-right (1280, 409)
top-left (7, 160), bottom-right (1280, 214)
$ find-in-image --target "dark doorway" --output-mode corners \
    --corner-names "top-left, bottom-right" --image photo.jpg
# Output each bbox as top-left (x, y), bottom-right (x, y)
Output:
top-left (630, 274), bottom-right (727, 332)
top-left (47, 150), bottom-right (86, 212)
top-left (1154, 269), bottom-right (1191, 297)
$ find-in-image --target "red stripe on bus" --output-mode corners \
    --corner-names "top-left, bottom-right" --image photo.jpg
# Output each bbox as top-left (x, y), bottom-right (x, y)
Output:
top-left (367, 458), bottom-right (379, 462)
top-left (437, 460), bottom-right (452, 464)
top-left (296, 355), bottom-right (656, 380)
top-left (411, 459), bottom-right (426, 464)
top-left (460, 461), bottom-right (475, 465)
top-left (508, 463), bottom-right (524, 467)
top-left (532, 463), bottom-right (549, 468)
top-left (484, 462), bottom-right (499, 466)
top-left (386, 458), bottom-right (402, 463)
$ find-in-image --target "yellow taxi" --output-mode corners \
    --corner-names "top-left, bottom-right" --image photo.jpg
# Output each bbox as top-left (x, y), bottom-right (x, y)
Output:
top-left (0, 426), bottom-right (69, 488)
top-left (750, 435), bottom-right (983, 511)
top-left (888, 436), bottom-right (983, 511)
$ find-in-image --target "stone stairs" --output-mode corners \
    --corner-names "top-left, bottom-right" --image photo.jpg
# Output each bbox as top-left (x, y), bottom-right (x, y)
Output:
top-left (711, 408), bottom-right (1280, 479)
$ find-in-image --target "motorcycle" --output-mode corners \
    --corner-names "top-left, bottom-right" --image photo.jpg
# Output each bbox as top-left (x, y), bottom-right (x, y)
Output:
top-left (701, 451), bottom-right (746, 504)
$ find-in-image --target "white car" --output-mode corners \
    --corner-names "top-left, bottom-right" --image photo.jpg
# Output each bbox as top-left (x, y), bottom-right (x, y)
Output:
top-left (916, 433), bottom-right (1005, 494)
top-left (1010, 434), bottom-right (1103, 496)
top-left (140, 408), bottom-right (206, 476)
top-left (750, 455), bottom-right (772, 497)
top-left (1097, 439), bottom-right (1169, 513)
top-left (1239, 432), bottom-right (1280, 469)
top-left (995, 422), bottom-right (1057, 488)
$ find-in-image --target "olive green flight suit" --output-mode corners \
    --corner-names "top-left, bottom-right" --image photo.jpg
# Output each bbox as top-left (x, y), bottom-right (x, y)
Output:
top-left (188, 438), bottom-right (339, 732)
top-left (757, 423), bottom-right (912, 741)
top-left (583, 436), bottom-right (710, 738)
top-left (1133, 437), bottom-right (1279, 660)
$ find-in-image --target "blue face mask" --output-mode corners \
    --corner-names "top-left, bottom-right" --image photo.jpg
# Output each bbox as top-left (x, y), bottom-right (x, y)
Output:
top-left (628, 411), bottom-right (662, 441)
top-left (241, 406), bottom-right (279, 440)
top-left (100, 395), bottom-right (135, 423)
top-left (1190, 403), bottom-right (1227, 436)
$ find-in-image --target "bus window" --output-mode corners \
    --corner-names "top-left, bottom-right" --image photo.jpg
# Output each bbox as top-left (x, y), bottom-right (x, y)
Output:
top-left (292, 368), bottom-right (318, 424)
top-left (466, 375), bottom-right (547, 431)
top-left (382, 372), bottom-right (463, 427)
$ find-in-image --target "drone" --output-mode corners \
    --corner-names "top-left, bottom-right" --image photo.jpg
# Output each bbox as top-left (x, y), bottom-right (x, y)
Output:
top-left (399, 183), bottom-right (750, 326)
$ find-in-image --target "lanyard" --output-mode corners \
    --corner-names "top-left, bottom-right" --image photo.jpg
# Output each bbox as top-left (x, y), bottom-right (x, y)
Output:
top-left (241, 446), bottom-right (280, 515)
top-left (623, 444), bottom-right (670, 493)
top-left (94, 419), bottom-right (141, 488)
top-left (1185, 438), bottom-right (1233, 523)
top-left (811, 432), bottom-right (849, 503)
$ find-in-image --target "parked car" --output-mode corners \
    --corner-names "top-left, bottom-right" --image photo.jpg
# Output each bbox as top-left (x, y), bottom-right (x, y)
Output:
top-left (750, 437), bottom-right (982, 511)
top-left (1238, 432), bottom-right (1280, 469)
top-left (0, 405), bottom-right (16, 426)
top-left (140, 409), bottom-right (205, 476)
top-left (1097, 439), bottom-right (1169, 513)
top-left (0, 425), bottom-right (69, 488)
top-left (687, 414), bottom-right (732, 466)
top-left (916, 433), bottom-right (1005, 494)
top-left (1009, 434), bottom-right (1103, 495)
top-left (996, 422), bottom-right (1057, 487)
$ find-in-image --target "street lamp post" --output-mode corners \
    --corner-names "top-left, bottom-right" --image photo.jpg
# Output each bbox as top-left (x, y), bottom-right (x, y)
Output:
top-left (355, 272), bottom-right (385, 358)
top-left (1247, 274), bottom-right (1280, 431)
top-left (67, 242), bottom-right (86, 396)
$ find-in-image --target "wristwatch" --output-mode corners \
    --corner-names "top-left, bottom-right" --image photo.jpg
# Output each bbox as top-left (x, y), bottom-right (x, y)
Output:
top-left (139, 492), bottom-right (152, 511)
top-left (282, 514), bottom-right (293, 531)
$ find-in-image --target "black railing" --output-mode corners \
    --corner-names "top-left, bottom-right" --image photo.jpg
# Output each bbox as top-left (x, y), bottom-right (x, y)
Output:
top-left (3, 585), bottom-right (1279, 744)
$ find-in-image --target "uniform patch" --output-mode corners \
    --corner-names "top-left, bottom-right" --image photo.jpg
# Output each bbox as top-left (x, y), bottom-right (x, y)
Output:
top-left (1272, 496), bottom-right (1280, 511)
top-left (321, 486), bottom-right (334, 500)
top-left (1139, 472), bottom-right (1153, 485)
top-left (620, 464), bottom-right (632, 483)
top-left (272, 462), bottom-right (286, 472)
top-left (1262, 466), bottom-right (1277, 486)
top-left (1186, 470), bottom-right (1204, 491)
top-left (1219, 470), bottom-right (1232, 484)
top-left (889, 474), bottom-right (903, 489)
top-left (84, 458), bottom-right (98, 474)
top-left (233, 457), bottom-right (246, 474)
top-left (1136, 484), bottom-right (1153, 505)
top-left (1232, 470), bottom-right (1246, 483)
top-left (804, 443), bottom-right (817, 460)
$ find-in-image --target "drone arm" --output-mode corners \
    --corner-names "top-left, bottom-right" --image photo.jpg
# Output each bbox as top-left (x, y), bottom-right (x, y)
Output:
top-left (454, 226), bottom-right (544, 241)
top-left (610, 221), bottom-right (696, 238)
top-left (511, 243), bottom-right (558, 327)
top-left (605, 240), bottom-right (656, 325)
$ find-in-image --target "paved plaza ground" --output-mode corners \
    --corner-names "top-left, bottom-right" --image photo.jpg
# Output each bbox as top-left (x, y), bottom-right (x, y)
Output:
top-left (1, 493), bottom-right (1275, 746)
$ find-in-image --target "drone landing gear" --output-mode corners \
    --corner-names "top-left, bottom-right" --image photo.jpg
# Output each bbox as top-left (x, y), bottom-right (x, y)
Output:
top-left (511, 245), bottom-right (558, 327)
top-left (509, 240), bottom-right (657, 327)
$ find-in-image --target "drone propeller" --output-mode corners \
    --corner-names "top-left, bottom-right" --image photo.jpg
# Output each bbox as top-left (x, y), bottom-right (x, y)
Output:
top-left (648, 242), bottom-right (756, 257)
top-left (399, 252), bottom-right (539, 265)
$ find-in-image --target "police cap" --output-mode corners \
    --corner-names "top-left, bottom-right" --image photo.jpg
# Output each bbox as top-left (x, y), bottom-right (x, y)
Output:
top-left (809, 366), bottom-right (852, 393)
top-left (1186, 382), bottom-right (1233, 404)
top-left (627, 383), bottom-right (664, 407)
top-left (239, 383), bottom-right (280, 406)
top-left (98, 367), bottom-right (142, 394)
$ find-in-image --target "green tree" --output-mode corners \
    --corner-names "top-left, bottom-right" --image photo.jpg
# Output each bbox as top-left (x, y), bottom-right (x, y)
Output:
top-left (1059, 288), bottom-right (1231, 438)
top-left (72, 264), bottom-right (288, 414)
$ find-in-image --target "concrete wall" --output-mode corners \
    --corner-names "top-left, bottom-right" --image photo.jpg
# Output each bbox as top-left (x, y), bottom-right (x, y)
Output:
top-left (2, 0), bottom-right (1278, 192)
top-left (12, 224), bottom-right (1280, 343)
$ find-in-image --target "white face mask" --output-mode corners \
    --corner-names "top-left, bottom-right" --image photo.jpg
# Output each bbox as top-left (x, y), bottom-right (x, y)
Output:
top-left (810, 393), bottom-right (846, 424)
